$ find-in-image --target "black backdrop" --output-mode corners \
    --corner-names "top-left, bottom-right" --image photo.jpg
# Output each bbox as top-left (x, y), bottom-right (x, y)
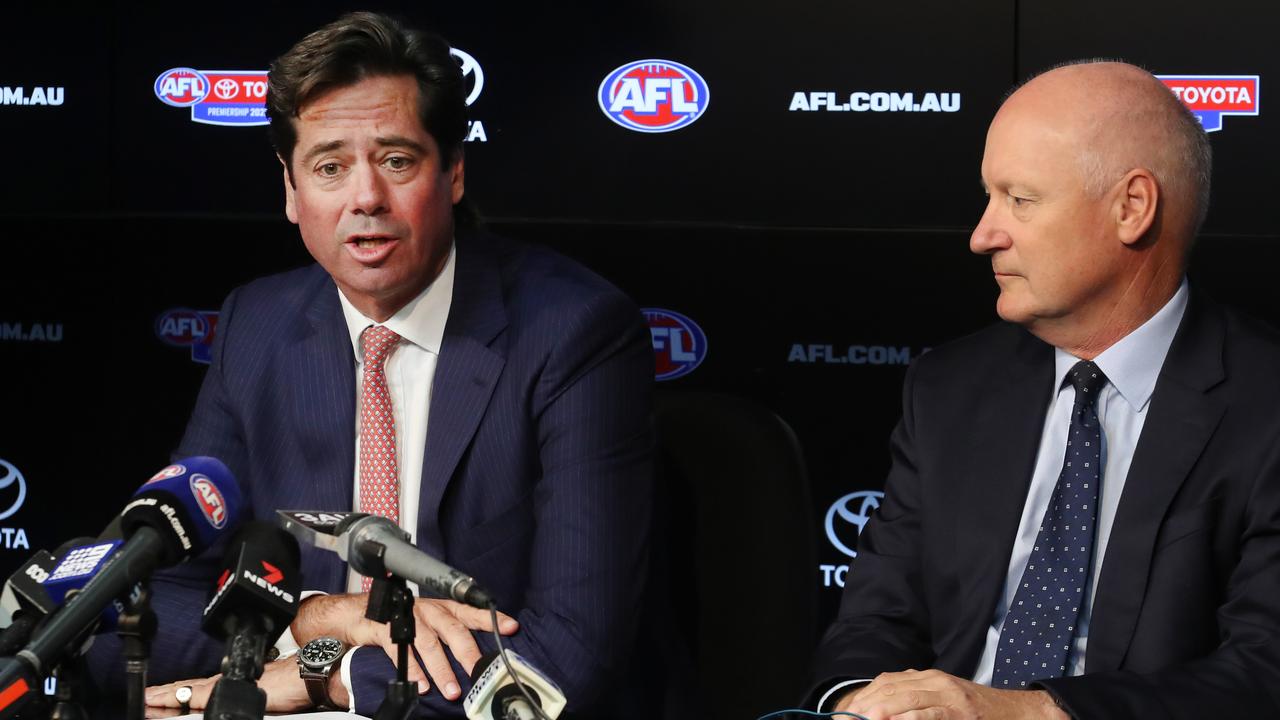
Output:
top-left (2, 0), bottom-right (1278, 685)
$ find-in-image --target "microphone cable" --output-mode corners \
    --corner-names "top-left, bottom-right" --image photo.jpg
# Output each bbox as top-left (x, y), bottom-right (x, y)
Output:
top-left (488, 603), bottom-right (553, 720)
top-left (757, 711), bottom-right (870, 720)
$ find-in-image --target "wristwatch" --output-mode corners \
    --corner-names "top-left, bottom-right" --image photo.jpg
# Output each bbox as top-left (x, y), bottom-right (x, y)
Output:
top-left (297, 636), bottom-right (349, 710)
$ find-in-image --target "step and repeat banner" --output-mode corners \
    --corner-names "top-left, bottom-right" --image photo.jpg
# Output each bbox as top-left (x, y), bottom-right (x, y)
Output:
top-left (2, 0), bottom-right (1278, 663)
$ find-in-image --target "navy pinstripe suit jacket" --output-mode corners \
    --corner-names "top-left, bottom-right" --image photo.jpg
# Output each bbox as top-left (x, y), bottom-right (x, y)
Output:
top-left (90, 231), bottom-right (656, 718)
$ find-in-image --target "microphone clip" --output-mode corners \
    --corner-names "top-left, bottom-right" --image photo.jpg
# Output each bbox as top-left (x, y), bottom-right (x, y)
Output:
top-left (365, 574), bottom-right (418, 720)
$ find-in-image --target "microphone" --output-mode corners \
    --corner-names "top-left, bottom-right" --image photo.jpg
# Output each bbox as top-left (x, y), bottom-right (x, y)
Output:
top-left (0, 540), bottom-right (89, 657)
top-left (0, 522), bottom-right (140, 661)
top-left (202, 521), bottom-right (302, 720)
top-left (41, 540), bottom-right (146, 636)
top-left (277, 511), bottom-right (494, 608)
top-left (0, 457), bottom-right (242, 715)
top-left (463, 652), bottom-right (566, 720)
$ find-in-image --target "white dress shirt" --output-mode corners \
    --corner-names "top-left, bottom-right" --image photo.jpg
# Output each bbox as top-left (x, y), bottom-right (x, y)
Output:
top-left (337, 243), bottom-right (455, 593)
top-left (820, 279), bottom-right (1189, 710)
top-left (275, 243), bottom-right (455, 709)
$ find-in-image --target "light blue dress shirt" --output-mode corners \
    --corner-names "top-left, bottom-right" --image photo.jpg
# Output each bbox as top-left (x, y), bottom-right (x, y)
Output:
top-left (971, 279), bottom-right (1189, 684)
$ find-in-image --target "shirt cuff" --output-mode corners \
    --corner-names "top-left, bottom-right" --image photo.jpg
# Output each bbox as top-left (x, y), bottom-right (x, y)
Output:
top-left (339, 646), bottom-right (358, 713)
top-left (273, 589), bottom-right (330, 657)
top-left (817, 678), bottom-right (873, 712)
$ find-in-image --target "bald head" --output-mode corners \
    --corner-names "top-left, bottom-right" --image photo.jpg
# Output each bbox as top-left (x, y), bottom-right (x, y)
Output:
top-left (971, 61), bottom-right (1208, 356)
top-left (1000, 61), bottom-right (1211, 246)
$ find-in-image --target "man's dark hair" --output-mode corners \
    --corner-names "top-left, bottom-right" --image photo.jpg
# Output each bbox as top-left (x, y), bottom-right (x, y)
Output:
top-left (266, 12), bottom-right (477, 225)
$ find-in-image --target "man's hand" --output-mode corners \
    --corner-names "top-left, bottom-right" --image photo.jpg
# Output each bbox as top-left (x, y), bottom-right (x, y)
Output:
top-left (291, 593), bottom-right (519, 702)
top-left (834, 669), bottom-right (1068, 720)
top-left (144, 658), bottom-right (311, 718)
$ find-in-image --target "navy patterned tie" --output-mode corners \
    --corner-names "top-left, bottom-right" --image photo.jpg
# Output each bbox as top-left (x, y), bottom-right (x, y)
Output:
top-left (992, 360), bottom-right (1108, 688)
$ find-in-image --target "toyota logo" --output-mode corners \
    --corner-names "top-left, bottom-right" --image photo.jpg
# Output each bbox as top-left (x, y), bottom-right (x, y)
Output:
top-left (824, 490), bottom-right (883, 558)
top-left (0, 459), bottom-right (28, 522)
top-left (213, 78), bottom-right (239, 100)
top-left (450, 48), bottom-right (484, 106)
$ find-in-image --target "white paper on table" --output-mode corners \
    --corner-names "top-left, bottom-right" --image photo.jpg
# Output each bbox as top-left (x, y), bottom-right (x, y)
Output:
top-left (169, 713), bottom-right (368, 719)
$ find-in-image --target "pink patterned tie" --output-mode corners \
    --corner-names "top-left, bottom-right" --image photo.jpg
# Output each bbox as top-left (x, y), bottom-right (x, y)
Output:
top-left (359, 325), bottom-right (401, 591)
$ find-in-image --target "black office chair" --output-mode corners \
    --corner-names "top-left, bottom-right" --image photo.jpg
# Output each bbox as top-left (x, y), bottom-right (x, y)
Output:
top-left (648, 390), bottom-right (818, 720)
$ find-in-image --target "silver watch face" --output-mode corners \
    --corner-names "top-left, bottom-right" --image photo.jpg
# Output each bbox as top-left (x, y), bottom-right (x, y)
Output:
top-left (300, 637), bottom-right (345, 667)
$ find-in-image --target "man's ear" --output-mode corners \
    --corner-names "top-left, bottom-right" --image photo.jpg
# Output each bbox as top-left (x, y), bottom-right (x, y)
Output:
top-left (449, 151), bottom-right (465, 205)
top-left (1114, 168), bottom-right (1158, 246)
top-left (280, 155), bottom-right (298, 224)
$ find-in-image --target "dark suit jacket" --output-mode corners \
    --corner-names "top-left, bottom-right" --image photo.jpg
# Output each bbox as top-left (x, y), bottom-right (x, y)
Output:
top-left (810, 290), bottom-right (1280, 718)
top-left (89, 232), bottom-right (655, 718)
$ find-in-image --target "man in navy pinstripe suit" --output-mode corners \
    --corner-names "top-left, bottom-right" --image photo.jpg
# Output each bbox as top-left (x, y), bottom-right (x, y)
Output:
top-left (92, 13), bottom-right (655, 719)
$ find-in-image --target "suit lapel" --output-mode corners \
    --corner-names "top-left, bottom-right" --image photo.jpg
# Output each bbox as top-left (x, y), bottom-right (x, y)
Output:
top-left (953, 329), bottom-right (1056, 665)
top-left (289, 273), bottom-right (357, 513)
top-left (1086, 293), bottom-right (1226, 671)
top-left (274, 271), bottom-right (357, 593)
top-left (416, 237), bottom-right (508, 556)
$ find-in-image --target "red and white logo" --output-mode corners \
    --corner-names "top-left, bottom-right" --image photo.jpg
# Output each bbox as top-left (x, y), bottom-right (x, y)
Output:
top-left (147, 464), bottom-right (186, 484)
top-left (190, 475), bottom-right (228, 529)
top-left (599, 59), bottom-right (710, 133)
top-left (1156, 75), bottom-right (1260, 132)
top-left (153, 68), bottom-right (209, 107)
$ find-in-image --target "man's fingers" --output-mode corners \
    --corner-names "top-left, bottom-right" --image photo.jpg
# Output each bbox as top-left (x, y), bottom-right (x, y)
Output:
top-left (381, 638), bottom-right (433, 695)
top-left (144, 678), bottom-right (216, 708)
top-left (368, 598), bottom-right (523, 702)
top-left (411, 630), bottom-right (463, 701)
top-left (144, 676), bottom-right (218, 718)
top-left (852, 684), bottom-right (948, 717)
top-left (430, 599), bottom-right (518, 634)
top-left (890, 709), bottom-right (949, 720)
top-left (421, 603), bottom-right (485, 674)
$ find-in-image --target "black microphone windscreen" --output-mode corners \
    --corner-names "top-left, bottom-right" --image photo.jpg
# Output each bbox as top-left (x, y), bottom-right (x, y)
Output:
top-left (201, 521), bottom-right (302, 643)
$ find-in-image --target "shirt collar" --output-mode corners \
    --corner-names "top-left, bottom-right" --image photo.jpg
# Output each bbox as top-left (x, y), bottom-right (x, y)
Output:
top-left (338, 241), bottom-right (456, 361)
top-left (1052, 278), bottom-right (1189, 412)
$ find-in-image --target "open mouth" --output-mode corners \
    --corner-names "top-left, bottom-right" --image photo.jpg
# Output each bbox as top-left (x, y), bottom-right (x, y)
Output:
top-left (348, 235), bottom-right (395, 247)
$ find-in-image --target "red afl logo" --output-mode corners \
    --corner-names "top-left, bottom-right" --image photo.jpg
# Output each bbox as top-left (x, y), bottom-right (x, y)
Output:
top-left (190, 475), bottom-right (228, 529)
top-left (154, 68), bottom-right (209, 107)
top-left (643, 308), bottom-right (708, 381)
top-left (598, 59), bottom-right (710, 133)
top-left (147, 464), bottom-right (186, 484)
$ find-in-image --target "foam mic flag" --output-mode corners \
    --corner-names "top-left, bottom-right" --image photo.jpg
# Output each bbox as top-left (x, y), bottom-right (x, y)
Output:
top-left (202, 521), bottom-right (302, 720)
top-left (464, 652), bottom-right (566, 720)
top-left (0, 457), bottom-right (243, 718)
top-left (120, 457), bottom-right (241, 566)
top-left (0, 540), bottom-right (89, 657)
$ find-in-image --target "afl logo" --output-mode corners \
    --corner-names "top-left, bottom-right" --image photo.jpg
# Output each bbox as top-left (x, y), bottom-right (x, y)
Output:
top-left (190, 474), bottom-right (228, 529)
top-left (156, 309), bottom-right (211, 346)
top-left (825, 491), bottom-right (884, 559)
top-left (598, 59), bottom-right (709, 133)
top-left (0, 459), bottom-right (28, 522)
top-left (643, 308), bottom-right (707, 381)
top-left (147, 464), bottom-right (187, 484)
top-left (154, 67), bottom-right (209, 107)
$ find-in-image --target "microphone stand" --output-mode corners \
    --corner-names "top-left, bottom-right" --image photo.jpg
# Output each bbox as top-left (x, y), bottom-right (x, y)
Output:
top-left (203, 626), bottom-right (269, 720)
top-left (48, 656), bottom-right (87, 720)
top-left (116, 581), bottom-right (156, 720)
top-left (361, 539), bottom-right (417, 720)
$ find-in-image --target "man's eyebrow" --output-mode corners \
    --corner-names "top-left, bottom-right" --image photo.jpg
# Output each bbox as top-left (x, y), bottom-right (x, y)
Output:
top-left (375, 135), bottom-right (428, 154)
top-left (301, 140), bottom-right (345, 165)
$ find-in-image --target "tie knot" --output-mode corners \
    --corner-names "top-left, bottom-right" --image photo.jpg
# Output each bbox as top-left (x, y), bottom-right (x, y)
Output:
top-left (361, 325), bottom-right (401, 367)
top-left (1067, 360), bottom-right (1108, 407)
